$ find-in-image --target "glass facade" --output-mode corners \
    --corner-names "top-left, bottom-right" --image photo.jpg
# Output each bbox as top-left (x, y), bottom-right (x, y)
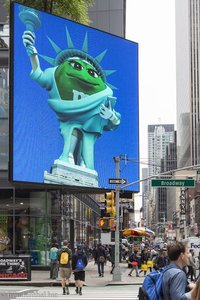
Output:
top-left (0, 67), bottom-right (9, 170)
top-left (0, 188), bottom-right (100, 266)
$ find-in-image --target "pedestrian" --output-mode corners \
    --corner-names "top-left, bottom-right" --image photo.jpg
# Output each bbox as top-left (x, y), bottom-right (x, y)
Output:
top-left (154, 249), bottom-right (168, 271)
top-left (96, 243), bottom-right (106, 277)
top-left (128, 250), bottom-right (140, 277)
top-left (72, 244), bottom-right (88, 295)
top-left (187, 249), bottom-right (196, 281)
top-left (161, 241), bottom-right (196, 300)
top-left (49, 243), bottom-right (59, 279)
top-left (191, 277), bottom-right (200, 300)
top-left (57, 240), bottom-right (72, 295)
top-left (139, 249), bottom-right (148, 276)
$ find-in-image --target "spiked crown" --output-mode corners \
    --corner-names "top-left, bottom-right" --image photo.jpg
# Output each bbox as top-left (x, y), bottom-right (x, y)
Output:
top-left (39, 27), bottom-right (116, 89)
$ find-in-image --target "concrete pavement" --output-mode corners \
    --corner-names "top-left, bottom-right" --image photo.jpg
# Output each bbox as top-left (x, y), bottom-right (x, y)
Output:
top-left (0, 261), bottom-right (144, 287)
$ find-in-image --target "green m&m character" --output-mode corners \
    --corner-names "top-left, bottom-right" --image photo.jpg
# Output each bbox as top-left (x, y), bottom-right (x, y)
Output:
top-left (23, 28), bottom-right (121, 170)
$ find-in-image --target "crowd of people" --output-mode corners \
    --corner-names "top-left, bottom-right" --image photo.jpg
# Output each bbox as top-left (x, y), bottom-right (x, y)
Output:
top-left (49, 239), bottom-right (200, 297)
top-left (49, 241), bottom-right (115, 295)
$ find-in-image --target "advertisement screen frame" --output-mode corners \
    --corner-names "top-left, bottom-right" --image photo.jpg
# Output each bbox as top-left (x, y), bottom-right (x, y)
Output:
top-left (9, 2), bottom-right (139, 192)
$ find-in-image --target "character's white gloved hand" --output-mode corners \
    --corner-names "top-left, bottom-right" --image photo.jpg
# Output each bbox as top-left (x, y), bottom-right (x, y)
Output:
top-left (22, 31), bottom-right (37, 56)
top-left (100, 101), bottom-right (113, 120)
top-left (100, 100), bottom-right (119, 125)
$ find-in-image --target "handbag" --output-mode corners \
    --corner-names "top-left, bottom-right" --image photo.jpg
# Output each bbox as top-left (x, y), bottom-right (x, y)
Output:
top-left (131, 261), bottom-right (138, 266)
top-left (99, 256), bottom-right (105, 263)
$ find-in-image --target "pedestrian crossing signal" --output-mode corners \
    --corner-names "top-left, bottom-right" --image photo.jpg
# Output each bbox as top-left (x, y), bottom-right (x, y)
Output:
top-left (99, 217), bottom-right (114, 231)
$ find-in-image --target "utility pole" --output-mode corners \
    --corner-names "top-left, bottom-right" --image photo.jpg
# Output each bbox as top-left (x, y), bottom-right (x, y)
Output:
top-left (113, 156), bottom-right (122, 281)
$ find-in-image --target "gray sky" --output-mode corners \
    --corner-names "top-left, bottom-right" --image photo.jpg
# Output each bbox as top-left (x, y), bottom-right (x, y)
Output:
top-left (126, 0), bottom-right (176, 162)
top-left (126, 0), bottom-right (176, 209)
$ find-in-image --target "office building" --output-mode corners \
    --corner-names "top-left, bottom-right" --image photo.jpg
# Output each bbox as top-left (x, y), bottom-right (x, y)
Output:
top-left (147, 124), bottom-right (175, 229)
top-left (176, 0), bottom-right (200, 168)
top-left (175, 0), bottom-right (200, 239)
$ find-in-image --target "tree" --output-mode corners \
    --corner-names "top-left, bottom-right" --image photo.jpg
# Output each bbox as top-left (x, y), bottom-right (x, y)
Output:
top-left (5, 0), bottom-right (94, 25)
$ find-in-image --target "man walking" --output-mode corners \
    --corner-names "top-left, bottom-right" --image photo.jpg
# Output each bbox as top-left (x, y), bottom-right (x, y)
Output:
top-left (58, 240), bottom-right (72, 295)
top-left (72, 245), bottom-right (88, 295)
top-left (96, 243), bottom-right (106, 277)
top-left (162, 241), bottom-right (196, 300)
top-left (187, 249), bottom-right (196, 282)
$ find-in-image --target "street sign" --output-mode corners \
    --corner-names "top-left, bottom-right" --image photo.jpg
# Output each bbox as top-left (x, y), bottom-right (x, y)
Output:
top-left (108, 178), bottom-right (127, 185)
top-left (151, 179), bottom-right (195, 187)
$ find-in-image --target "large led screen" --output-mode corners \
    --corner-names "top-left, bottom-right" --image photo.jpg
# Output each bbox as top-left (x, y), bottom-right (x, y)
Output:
top-left (10, 2), bottom-right (139, 191)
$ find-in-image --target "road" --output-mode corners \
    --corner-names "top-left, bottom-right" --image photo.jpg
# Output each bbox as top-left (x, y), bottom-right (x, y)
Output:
top-left (0, 285), bottom-right (140, 300)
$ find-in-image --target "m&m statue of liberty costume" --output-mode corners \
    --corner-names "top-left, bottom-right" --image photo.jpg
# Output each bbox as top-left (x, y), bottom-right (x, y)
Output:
top-left (19, 7), bottom-right (121, 187)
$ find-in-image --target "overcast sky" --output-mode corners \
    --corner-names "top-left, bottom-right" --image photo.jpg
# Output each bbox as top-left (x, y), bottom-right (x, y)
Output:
top-left (126, 0), bottom-right (176, 209)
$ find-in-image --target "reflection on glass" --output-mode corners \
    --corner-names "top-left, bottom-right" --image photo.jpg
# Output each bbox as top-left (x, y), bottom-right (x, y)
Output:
top-left (0, 68), bottom-right (9, 118)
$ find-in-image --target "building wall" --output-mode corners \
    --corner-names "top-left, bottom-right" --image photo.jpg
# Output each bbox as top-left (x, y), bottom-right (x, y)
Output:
top-left (175, 0), bottom-right (200, 168)
top-left (0, 0), bottom-right (7, 23)
top-left (89, 0), bottom-right (126, 37)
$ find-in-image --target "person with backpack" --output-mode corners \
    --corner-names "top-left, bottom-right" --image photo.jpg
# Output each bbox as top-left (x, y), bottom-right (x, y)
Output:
top-left (72, 244), bottom-right (88, 295)
top-left (138, 241), bottom-right (196, 300)
top-left (49, 243), bottom-right (59, 279)
top-left (128, 250), bottom-right (140, 277)
top-left (57, 240), bottom-right (72, 295)
top-left (161, 242), bottom-right (196, 299)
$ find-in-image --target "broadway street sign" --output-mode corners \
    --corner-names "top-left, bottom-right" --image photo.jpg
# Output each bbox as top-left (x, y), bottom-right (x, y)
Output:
top-left (151, 179), bottom-right (195, 188)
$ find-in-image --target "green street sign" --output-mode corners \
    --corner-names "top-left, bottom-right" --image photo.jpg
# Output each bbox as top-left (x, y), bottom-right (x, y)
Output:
top-left (133, 237), bottom-right (142, 242)
top-left (151, 179), bottom-right (195, 188)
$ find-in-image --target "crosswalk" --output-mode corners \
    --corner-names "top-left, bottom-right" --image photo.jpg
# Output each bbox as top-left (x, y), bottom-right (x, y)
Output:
top-left (8, 285), bottom-right (140, 300)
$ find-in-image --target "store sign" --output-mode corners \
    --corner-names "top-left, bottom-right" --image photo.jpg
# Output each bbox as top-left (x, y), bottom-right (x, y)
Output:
top-left (0, 256), bottom-right (31, 280)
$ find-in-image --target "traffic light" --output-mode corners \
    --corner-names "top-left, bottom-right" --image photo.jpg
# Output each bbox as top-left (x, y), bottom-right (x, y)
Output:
top-left (99, 217), bottom-right (115, 231)
top-left (105, 191), bottom-right (116, 217)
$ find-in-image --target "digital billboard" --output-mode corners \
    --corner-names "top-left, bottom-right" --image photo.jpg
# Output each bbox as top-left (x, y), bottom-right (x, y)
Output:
top-left (10, 2), bottom-right (139, 191)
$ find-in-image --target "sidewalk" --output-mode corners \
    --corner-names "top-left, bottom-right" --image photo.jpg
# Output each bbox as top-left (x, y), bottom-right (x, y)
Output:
top-left (0, 261), bottom-right (144, 287)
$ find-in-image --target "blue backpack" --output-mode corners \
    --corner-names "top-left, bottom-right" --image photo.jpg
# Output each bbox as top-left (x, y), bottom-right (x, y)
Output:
top-left (76, 258), bottom-right (85, 271)
top-left (138, 266), bottom-right (174, 300)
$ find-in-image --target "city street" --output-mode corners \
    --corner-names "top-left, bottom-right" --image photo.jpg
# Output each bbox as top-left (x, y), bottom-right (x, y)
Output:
top-left (0, 261), bottom-right (142, 299)
top-left (0, 285), bottom-right (140, 300)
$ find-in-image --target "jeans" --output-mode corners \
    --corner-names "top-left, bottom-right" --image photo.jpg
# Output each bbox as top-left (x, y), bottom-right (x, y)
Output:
top-left (129, 265), bottom-right (139, 276)
top-left (98, 262), bottom-right (104, 275)
top-left (50, 261), bottom-right (58, 279)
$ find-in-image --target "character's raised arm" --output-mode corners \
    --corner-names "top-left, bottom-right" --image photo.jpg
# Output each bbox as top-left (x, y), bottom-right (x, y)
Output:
top-left (22, 30), bottom-right (40, 71)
